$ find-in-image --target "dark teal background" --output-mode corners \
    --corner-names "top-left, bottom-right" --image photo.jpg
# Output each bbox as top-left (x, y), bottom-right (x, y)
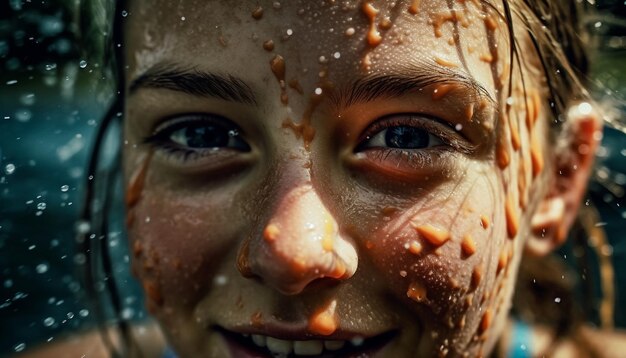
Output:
top-left (1, 1), bottom-right (625, 356)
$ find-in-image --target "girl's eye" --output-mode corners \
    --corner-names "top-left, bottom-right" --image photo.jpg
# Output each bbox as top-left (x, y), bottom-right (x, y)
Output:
top-left (357, 116), bottom-right (446, 152)
top-left (145, 115), bottom-right (250, 152)
top-left (360, 125), bottom-right (444, 150)
top-left (169, 122), bottom-right (249, 150)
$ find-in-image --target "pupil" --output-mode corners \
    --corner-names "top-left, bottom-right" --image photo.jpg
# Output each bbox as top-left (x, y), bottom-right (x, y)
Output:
top-left (185, 125), bottom-right (229, 148)
top-left (385, 126), bottom-right (429, 149)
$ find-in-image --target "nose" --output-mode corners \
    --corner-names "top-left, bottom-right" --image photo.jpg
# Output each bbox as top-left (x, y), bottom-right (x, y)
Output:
top-left (241, 185), bottom-right (358, 295)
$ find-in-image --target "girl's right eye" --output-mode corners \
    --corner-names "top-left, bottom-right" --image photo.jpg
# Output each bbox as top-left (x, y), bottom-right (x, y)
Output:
top-left (144, 114), bottom-right (251, 160)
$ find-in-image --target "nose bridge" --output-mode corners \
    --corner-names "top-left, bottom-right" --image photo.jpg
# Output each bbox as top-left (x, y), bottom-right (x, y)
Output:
top-left (244, 184), bottom-right (358, 295)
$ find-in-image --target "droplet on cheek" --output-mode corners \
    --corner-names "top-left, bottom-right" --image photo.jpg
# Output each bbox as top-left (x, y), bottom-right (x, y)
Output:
top-left (471, 265), bottom-right (482, 291)
top-left (143, 279), bottom-right (164, 309)
top-left (461, 235), bottom-right (476, 257)
top-left (252, 6), bottom-right (264, 20)
top-left (263, 40), bottom-right (275, 51)
top-left (432, 84), bottom-right (456, 101)
top-left (406, 281), bottom-right (428, 302)
top-left (126, 152), bottom-right (153, 209)
top-left (496, 249), bottom-right (508, 273)
top-left (413, 224), bottom-right (450, 246)
top-left (480, 215), bottom-right (490, 229)
top-left (270, 55), bottom-right (288, 105)
top-left (308, 300), bottom-right (338, 336)
top-left (479, 309), bottom-right (492, 334)
top-left (505, 195), bottom-right (519, 239)
top-left (408, 0), bottom-right (421, 14)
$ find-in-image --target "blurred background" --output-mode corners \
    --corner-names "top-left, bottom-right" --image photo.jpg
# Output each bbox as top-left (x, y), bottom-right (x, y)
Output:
top-left (1, 0), bottom-right (625, 356)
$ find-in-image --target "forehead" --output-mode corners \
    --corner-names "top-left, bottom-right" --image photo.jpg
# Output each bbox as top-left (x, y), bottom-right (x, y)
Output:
top-left (125, 0), bottom-right (508, 99)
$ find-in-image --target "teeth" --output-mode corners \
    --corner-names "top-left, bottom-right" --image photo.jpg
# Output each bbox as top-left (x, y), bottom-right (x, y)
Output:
top-left (266, 336), bottom-right (293, 355)
top-left (251, 334), bottom-right (266, 347)
top-left (324, 340), bottom-right (346, 351)
top-left (248, 334), bottom-right (352, 355)
top-left (294, 340), bottom-right (323, 355)
top-left (350, 336), bottom-right (365, 347)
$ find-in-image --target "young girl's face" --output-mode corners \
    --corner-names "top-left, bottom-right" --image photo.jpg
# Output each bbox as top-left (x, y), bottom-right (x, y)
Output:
top-left (123, 0), bottom-right (552, 356)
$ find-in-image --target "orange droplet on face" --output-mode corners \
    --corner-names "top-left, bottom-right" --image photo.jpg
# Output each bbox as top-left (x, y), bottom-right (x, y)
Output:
top-left (126, 152), bottom-right (153, 208)
top-left (262, 39), bottom-right (274, 51)
top-left (497, 249), bottom-right (508, 273)
top-left (408, 241), bottom-right (423, 255)
top-left (263, 224), bottom-right (280, 242)
top-left (288, 78), bottom-right (304, 94)
top-left (251, 311), bottom-right (264, 328)
top-left (505, 194), bottom-right (519, 239)
top-left (434, 57), bottom-right (459, 68)
top-left (406, 281), bottom-right (427, 302)
top-left (413, 224), bottom-right (450, 246)
top-left (251, 6), bottom-right (264, 20)
top-left (479, 309), bottom-right (492, 334)
top-left (143, 279), bottom-right (164, 307)
top-left (432, 84), bottom-right (455, 101)
top-left (408, 0), bottom-right (421, 14)
top-left (362, 2), bottom-right (382, 47)
top-left (471, 264), bottom-right (482, 291)
top-left (461, 235), bottom-right (476, 256)
top-left (480, 215), bottom-right (490, 229)
top-left (132, 240), bottom-right (143, 257)
top-left (308, 300), bottom-right (338, 336)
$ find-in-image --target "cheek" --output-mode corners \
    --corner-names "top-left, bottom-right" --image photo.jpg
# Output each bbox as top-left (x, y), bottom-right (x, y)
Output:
top-left (358, 172), bottom-right (514, 341)
top-left (127, 184), bottom-right (241, 314)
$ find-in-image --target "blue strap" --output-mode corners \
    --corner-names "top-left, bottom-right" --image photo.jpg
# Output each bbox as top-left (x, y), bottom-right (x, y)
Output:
top-left (508, 320), bottom-right (532, 358)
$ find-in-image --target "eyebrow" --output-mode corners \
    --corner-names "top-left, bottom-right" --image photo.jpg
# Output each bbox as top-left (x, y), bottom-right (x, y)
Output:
top-left (329, 63), bottom-right (496, 110)
top-left (128, 64), bottom-right (258, 105)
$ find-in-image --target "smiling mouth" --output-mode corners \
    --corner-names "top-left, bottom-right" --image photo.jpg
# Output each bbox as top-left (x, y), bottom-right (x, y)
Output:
top-left (218, 327), bottom-right (397, 357)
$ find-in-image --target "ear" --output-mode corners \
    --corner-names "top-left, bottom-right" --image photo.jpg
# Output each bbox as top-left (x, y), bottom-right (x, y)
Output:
top-left (526, 102), bottom-right (603, 257)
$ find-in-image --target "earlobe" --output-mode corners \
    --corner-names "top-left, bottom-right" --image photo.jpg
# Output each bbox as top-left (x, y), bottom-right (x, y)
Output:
top-left (525, 102), bottom-right (602, 257)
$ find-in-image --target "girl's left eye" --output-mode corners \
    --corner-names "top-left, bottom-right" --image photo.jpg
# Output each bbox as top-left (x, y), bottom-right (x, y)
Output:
top-left (359, 125), bottom-right (444, 150)
top-left (356, 116), bottom-right (447, 151)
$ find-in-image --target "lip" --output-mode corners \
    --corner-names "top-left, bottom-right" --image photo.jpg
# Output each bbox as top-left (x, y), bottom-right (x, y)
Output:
top-left (216, 326), bottom-right (398, 358)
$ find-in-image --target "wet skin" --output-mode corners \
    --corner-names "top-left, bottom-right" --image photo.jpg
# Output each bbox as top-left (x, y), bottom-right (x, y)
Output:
top-left (123, 0), bottom-right (553, 356)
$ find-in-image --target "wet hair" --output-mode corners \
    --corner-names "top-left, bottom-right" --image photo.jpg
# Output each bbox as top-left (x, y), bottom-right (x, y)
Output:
top-left (75, 1), bottom-right (607, 357)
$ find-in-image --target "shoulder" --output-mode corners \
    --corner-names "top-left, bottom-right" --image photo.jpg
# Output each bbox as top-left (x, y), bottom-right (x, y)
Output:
top-left (15, 322), bottom-right (167, 358)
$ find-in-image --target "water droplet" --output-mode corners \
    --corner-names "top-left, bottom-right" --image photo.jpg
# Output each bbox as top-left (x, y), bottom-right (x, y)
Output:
top-left (333, 52), bottom-right (341, 59)
top-left (14, 343), bottom-right (25, 352)
top-left (43, 317), bottom-right (55, 327)
top-left (4, 279), bottom-right (13, 288)
top-left (79, 309), bottom-right (89, 317)
top-left (37, 202), bottom-right (47, 210)
top-left (315, 87), bottom-right (323, 95)
top-left (75, 220), bottom-right (91, 234)
top-left (36, 263), bottom-right (49, 274)
top-left (15, 109), bottom-right (32, 122)
top-left (286, 29), bottom-right (293, 36)
top-left (4, 163), bottom-right (15, 175)
top-left (554, 297), bottom-right (561, 303)
top-left (19, 93), bottom-right (36, 106)
top-left (6, 80), bottom-right (18, 85)
top-left (121, 10), bottom-right (128, 17)
top-left (121, 307), bottom-right (135, 319)
top-left (60, 185), bottom-right (69, 192)
top-left (79, 60), bottom-right (87, 68)
top-left (73, 253), bottom-right (86, 265)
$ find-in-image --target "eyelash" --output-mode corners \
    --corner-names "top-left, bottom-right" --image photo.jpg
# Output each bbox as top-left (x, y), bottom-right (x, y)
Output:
top-left (142, 114), bottom-right (249, 163)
